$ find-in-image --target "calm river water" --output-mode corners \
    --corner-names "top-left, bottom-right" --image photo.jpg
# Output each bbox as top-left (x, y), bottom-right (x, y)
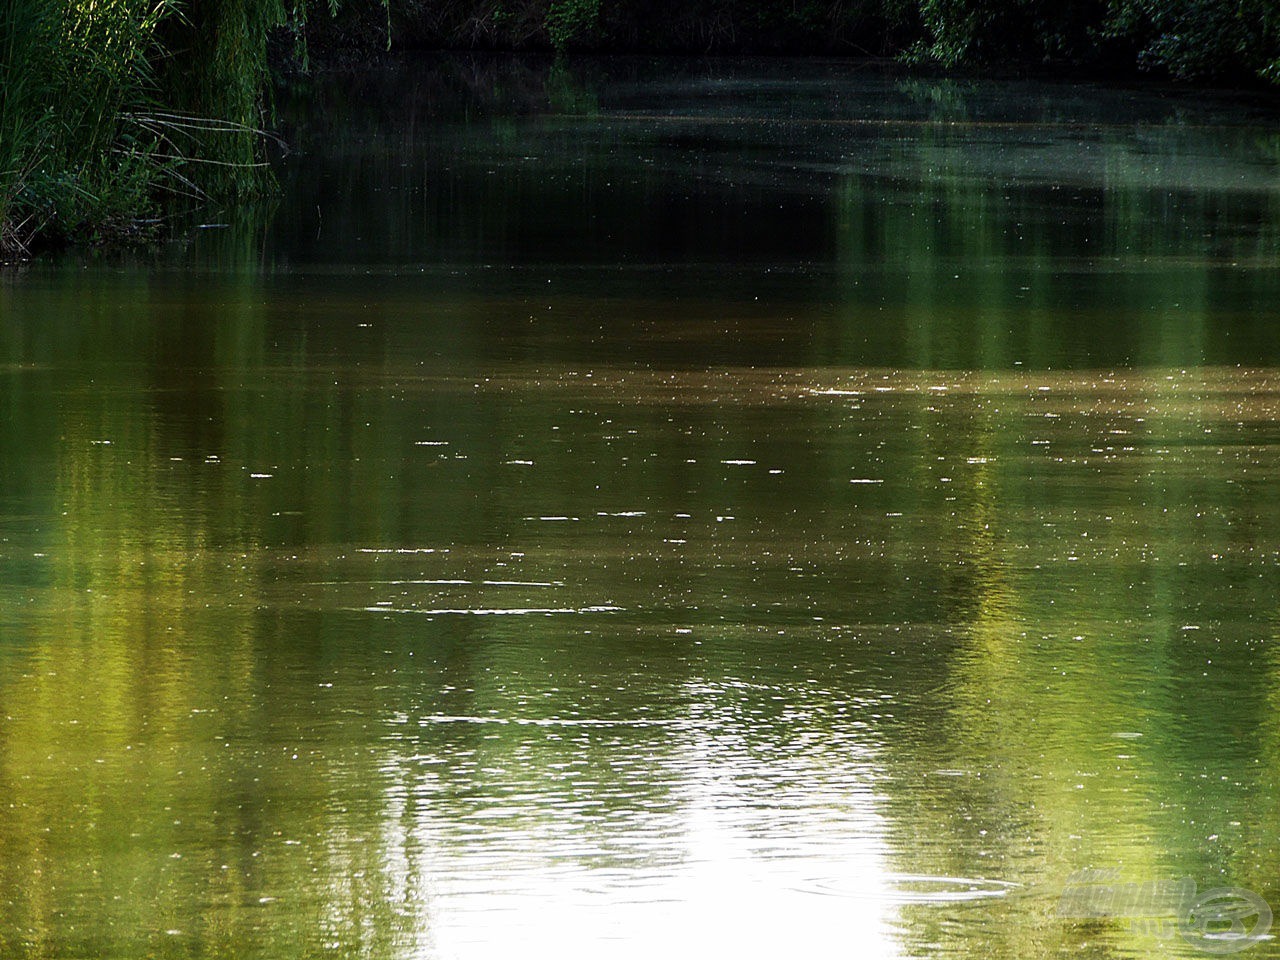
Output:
top-left (3, 57), bottom-right (1280, 959)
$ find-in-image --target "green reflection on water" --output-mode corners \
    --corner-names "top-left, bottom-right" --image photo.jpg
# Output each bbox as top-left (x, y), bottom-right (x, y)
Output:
top-left (3, 57), bottom-right (1280, 960)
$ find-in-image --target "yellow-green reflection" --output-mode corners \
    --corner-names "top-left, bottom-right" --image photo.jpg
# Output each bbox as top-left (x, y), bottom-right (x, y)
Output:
top-left (3, 58), bottom-right (1280, 960)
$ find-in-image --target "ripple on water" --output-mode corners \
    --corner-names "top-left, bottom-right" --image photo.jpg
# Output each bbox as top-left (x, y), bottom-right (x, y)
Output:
top-left (795, 874), bottom-right (1020, 904)
top-left (354, 604), bottom-right (623, 615)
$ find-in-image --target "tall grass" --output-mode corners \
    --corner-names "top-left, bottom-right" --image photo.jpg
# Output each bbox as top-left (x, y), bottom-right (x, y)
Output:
top-left (0, 0), bottom-right (295, 254)
top-left (1, 0), bottom-right (172, 252)
top-left (1, 0), bottom-right (62, 252)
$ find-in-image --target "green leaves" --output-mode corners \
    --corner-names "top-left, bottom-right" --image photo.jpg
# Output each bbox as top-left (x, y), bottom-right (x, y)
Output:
top-left (546, 0), bottom-right (601, 52)
top-left (1104, 0), bottom-right (1280, 84)
top-left (908, 0), bottom-right (1280, 84)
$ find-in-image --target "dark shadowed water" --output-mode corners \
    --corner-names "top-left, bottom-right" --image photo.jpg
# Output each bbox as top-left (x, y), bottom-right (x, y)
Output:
top-left (3, 57), bottom-right (1280, 959)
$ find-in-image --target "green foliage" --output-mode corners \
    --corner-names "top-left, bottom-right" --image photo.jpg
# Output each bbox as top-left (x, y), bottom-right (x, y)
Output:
top-left (906, 0), bottom-right (1279, 84)
top-left (155, 0), bottom-right (291, 197)
top-left (0, 0), bottom-right (177, 252)
top-left (0, 0), bottom-right (385, 253)
top-left (908, 0), bottom-right (1107, 66)
top-left (546, 0), bottom-right (600, 51)
top-left (0, 0), bottom-right (54, 248)
top-left (1104, 0), bottom-right (1280, 84)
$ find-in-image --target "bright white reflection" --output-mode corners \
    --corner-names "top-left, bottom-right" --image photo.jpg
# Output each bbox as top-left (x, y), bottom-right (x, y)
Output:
top-left (370, 673), bottom-right (905, 959)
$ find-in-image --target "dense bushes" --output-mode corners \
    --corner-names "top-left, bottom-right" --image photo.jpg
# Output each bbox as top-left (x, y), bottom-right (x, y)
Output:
top-left (1107, 0), bottom-right (1280, 83)
top-left (2, 0), bottom-right (1277, 254)
top-left (907, 0), bottom-right (1279, 82)
top-left (908, 0), bottom-right (1108, 66)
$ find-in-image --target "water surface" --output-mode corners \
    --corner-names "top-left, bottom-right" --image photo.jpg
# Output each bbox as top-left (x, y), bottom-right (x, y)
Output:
top-left (3, 57), bottom-right (1280, 959)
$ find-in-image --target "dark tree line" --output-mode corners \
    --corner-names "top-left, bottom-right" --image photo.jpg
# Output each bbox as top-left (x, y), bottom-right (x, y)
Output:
top-left (318, 0), bottom-right (1279, 85)
top-left (2, 0), bottom-right (1276, 255)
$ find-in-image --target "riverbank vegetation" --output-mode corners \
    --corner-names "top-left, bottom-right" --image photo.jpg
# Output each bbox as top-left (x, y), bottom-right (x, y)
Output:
top-left (0, 0), bottom-right (295, 254)
top-left (2, 0), bottom-right (1277, 255)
